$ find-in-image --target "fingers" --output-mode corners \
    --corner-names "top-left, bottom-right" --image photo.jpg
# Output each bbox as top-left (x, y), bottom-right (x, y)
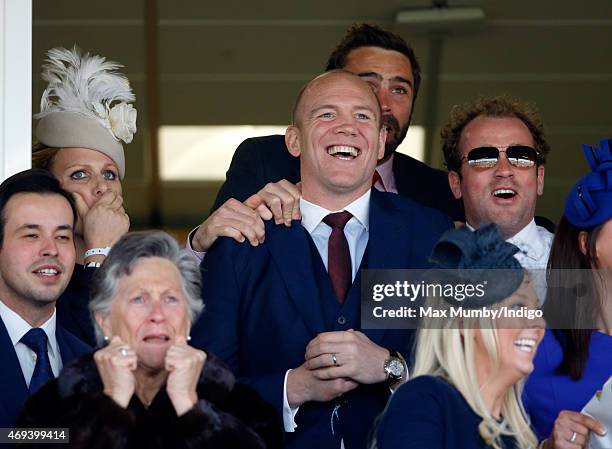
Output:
top-left (221, 218), bottom-right (265, 246)
top-left (244, 194), bottom-right (275, 221)
top-left (165, 344), bottom-right (206, 372)
top-left (72, 191), bottom-right (89, 221)
top-left (324, 377), bottom-right (359, 398)
top-left (551, 411), bottom-right (606, 449)
top-left (94, 190), bottom-right (118, 206)
top-left (279, 179), bottom-right (302, 221)
top-left (251, 180), bottom-right (301, 226)
top-left (94, 339), bottom-right (137, 370)
top-left (305, 331), bottom-right (356, 359)
top-left (571, 413), bottom-right (606, 436)
top-left (305, 352), bottom-right (341, 371)
top-left (305, 341), bottom-right (348, 361)
top-left (194, 198), bottom-right (265, 250)
top-left (88, 190), bottom-right (124, 213)
top-left (306, 354), bottom-right (357, 381)
top-left (255, 202), bottom-right (273, 221)
top-left (311, 365), bottom-right (354, 381)
top-left (276, 179), bottom-right (302, 223)
top-left (81, 190), bottom-right (130, 249)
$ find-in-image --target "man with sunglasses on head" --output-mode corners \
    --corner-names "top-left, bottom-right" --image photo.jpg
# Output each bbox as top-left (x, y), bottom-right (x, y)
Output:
top-left (441, 95), bottom-right (554, 279)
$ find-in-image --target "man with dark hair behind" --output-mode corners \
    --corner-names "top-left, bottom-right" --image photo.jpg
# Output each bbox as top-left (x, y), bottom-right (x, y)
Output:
top-left (188, 23), bottom-right (462, 257)
top-left (441, 95), bottom-right (554, 277)
top-left (325, 23), bottom-right (422, 160)
top-left (0, 169), bottom-right (90, 427)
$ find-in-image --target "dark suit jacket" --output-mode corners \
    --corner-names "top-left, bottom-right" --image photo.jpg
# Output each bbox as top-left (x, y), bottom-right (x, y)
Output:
top-left (192, 189), bottom-right (452, 449)
top-left (56, 266), bottom-right (97, 347)
top-left (0, 314), bottom-right (91, 428)
top-left (212, 134), bottom-right (464, 221)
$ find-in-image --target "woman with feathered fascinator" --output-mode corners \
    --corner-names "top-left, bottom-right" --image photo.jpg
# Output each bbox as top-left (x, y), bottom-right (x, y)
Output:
top-left (32, 46), bottom-right (136, 345)
top-left (375, 224), bottom-right (545, 449)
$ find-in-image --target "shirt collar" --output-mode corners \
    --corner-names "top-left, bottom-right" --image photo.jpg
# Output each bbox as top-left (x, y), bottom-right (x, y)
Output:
top-left (300, 189), bottom-right (371, 233)
top-left (506, 219), bottom-right (546, 261)
top-left (375, 154), bottom-right (395, 190)
top-left (0, 300), bottom-right (58, 357)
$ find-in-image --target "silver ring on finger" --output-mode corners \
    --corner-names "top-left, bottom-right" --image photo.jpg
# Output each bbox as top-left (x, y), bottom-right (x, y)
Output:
top-left (119, 347), bottom-right (128, 357)
top-left (332, 353), bottom-right (338, 366)
top-left (569, 431), bottom-right (577, 443)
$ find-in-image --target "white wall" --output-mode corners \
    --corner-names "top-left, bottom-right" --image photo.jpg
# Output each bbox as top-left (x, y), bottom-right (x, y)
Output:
top-left (0, 0), bottom-right (32, 180)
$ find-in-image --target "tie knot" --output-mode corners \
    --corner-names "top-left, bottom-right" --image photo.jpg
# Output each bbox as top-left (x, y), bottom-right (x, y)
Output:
top-left (323, 211), bottom-right (353, 230)
top-left (21, 328), bottom-right (49, 355)
top-left (372, 170), bottom-right (382, 185)
top-left (372, 170), bottom-right (387, 192)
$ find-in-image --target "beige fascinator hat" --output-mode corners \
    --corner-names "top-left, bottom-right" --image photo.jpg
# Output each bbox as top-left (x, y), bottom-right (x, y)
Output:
top-left (34, 46), bottom-right (137, 179)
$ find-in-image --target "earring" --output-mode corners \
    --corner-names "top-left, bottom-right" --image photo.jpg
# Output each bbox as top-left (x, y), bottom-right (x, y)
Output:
top-left (187, 335), bottom-right (192, 341)
top-left (104, 335), bottom-right (109, 342)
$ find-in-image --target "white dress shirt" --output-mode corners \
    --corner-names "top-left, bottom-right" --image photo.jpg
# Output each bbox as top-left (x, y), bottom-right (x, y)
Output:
top-left (0, 301), bottom-right (61, 387)
top-left (283, 190), bottom-right (371, 433)
top-left (506, 219), bottom-right (553, 271)
top-left (507, 219), bottom-right (553, 304)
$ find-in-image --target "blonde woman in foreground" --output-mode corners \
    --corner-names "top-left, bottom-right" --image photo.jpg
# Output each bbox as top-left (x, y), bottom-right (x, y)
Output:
top-left (375, 224), bottom-right (545, 449)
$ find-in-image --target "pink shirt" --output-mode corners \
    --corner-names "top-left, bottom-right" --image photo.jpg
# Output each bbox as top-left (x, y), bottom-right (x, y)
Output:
top-left (372, 154), bottom-right (397, 194)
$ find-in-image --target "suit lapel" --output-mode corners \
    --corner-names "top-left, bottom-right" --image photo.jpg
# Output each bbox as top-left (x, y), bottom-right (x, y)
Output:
top-left (56, 326), bottom-right (75, 365)
top-left (358, 190), bottom-right (413, 346)
top-left (0, 317), bottom-right (29, 425)
top-left (366, 189), bottom-right (413, 270)
top-left (266, 222), bottom-right (327, 337)
top-left (56, 324), bottom-right (91, 366)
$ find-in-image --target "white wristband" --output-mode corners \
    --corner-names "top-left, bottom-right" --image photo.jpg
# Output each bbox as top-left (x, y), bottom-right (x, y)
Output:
top-left (84, 247), bottom-right (111, 259)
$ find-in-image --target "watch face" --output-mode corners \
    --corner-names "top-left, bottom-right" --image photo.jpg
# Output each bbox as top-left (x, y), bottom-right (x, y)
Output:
top-left (388, 359), bottom-right (404, 377)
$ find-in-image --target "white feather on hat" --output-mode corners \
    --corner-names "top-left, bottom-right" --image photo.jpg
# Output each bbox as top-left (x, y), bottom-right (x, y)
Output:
top-left (36, 46), bottom-right (136, 143)
top-left (34, 46), bottom-right (137, 178)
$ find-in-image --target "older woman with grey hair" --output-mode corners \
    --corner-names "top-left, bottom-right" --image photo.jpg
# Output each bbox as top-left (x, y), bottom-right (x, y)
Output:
top-left (17, 232), bottom-right (282, 449)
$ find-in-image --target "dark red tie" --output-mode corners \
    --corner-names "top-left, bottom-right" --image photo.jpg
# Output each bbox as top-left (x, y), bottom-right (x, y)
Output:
top-left (372, 170), bottom-right (386, 192)
top-left (323, 211), bottom-right (353, 304)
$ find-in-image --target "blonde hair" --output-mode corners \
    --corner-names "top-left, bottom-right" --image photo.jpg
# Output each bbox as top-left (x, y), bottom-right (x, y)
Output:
top-left (412, 295), bottom-right (538, 449)
top-left (31, 143), bottom-right (60, 171)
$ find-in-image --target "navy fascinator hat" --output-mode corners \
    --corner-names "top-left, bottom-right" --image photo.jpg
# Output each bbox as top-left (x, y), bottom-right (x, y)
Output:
top-left (428, 224), bottom-right (525, 308)
top-left (565, 138), bottom-right (612, 229)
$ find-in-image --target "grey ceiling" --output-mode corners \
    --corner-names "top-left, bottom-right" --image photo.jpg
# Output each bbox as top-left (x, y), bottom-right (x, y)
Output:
top-left (32, 0), bottom-right (612, 227)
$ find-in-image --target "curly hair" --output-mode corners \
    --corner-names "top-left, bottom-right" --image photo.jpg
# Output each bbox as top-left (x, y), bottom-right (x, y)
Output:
top-left (441, 95), bottom-right (550, 173)
top-left (325, 23), bottom-right (422, 105)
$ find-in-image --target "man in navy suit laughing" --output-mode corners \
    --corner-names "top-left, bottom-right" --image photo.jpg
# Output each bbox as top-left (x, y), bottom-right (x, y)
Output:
top-left (191, 71), bottom-right (451, 449)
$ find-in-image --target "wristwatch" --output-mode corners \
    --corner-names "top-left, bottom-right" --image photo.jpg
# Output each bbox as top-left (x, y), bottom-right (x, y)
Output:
top-left (383, 349), bottom-right (406, 385)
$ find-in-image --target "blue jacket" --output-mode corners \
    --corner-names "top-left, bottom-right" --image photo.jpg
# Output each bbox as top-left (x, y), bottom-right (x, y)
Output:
top-left (376, 376), bottom-right (518, 449)
top-left (0, 314), bottom-right (91, 427)
top-left (191, 189), bottom-right (452, 449)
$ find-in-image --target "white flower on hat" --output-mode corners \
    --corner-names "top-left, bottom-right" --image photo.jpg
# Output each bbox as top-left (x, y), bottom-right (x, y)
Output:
top-left (35, 46), bottom-right (137, 144)
top-left (109, 103), bottom-right (137, 143)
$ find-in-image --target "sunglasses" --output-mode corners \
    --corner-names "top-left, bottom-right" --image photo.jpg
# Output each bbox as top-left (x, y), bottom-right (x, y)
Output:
top-left (462, 145), bottom-right (540, 169)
